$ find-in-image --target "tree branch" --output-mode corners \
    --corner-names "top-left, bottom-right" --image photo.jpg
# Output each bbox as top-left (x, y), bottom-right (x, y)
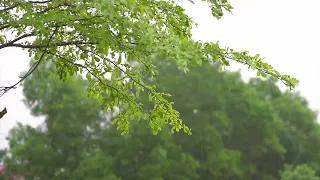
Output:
top-left (224, 54), bottom-right (295, 88)
top-left (0, 27), bottom-right (58, 97)
top-left (0, 33), bottom-right (35, 49)
top-left (0, 108), bottom-right (7, 119)
top-left (0, 24), bottom-right (10, 31)
top-left (0, 0), bottom-right (52, 12)
top-left (7, 41), bottom-right (96, 49)
top-left (0, 3), bottom-right (21, 12)
top-left (46, 51), bottom-right (138, 107)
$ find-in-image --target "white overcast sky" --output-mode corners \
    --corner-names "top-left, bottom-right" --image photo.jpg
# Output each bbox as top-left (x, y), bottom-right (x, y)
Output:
top-left (0, 0), bottom-right (319, 149)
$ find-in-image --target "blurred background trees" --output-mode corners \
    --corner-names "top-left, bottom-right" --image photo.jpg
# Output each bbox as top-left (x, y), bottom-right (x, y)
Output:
top-left (0, 59), bottom-right (318, 179)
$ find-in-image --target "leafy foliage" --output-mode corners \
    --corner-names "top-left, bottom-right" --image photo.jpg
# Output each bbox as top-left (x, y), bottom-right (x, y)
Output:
top-left (3, 62), bottom-right (200, 180)
top-left (248, 77), bottom-right (320, 175)
top-left (280, 164), bottom-right (320, 180)
top-left (4, 63), bottom-right (119, 179)
top-left (1, 59), bottom-right (316, 179)
top-left (140, 60), bottom-right (286, 179)
top-left (134, 59), bottom-right (320, 179)
top-left (0, 0), bottom-right (299, 133)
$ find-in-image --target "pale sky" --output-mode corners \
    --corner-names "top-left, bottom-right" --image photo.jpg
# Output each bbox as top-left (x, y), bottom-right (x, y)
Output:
top-left (0, 0), bottom-right (319, 149)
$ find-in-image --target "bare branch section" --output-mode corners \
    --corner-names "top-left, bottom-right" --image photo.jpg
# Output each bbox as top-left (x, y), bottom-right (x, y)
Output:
top-left (0, 108), bottom-right (7, 119)
top-left (0, 40), bottom-right (96, 49)
top-left (0, 27), bottom-right (58, 97)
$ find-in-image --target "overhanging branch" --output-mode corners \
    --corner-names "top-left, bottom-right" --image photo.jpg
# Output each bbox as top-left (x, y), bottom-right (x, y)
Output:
top-left (7, 41), bottom-right (96, 49)
top-left (0, 33), bottom-right (35, 49)
top-left (0, 27), bottom-right (58, 97)
top-left (46, 51), bottom-right (138, 107)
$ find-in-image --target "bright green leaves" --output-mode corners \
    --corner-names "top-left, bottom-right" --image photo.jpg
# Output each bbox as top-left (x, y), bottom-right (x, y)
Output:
top-left (202, 43), bottom-right (299, 90)
top-left (148, 91), bottom-right (186, 135)
top-left (228, 51), bottom-right (299, 90)
top-left (186, 0), bottom-right (233, 19)
top-left (1, 0), bottom-right (299, 134)
top-left (204, 0), bottom-right (234, 19)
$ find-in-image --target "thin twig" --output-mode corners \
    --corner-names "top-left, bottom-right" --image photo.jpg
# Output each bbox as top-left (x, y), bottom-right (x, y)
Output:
top-left (224, 54), bottom-right (295, 88)
top-left (0, 27), bottom-right (58, 97)
top-left (6, 41), bottom-right (96, 49)
top-left (76, 47), bottom-right (172, 120)
top-left (46, 51), bottom-right (139, 107)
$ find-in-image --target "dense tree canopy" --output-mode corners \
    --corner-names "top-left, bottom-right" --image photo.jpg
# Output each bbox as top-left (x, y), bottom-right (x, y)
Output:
top-left (280, 164), bottom-right (320, 180)
top-left (0, 0), bottom-right (299, 132)
top-left (0, 59), bottom-right (317, 179)
top-left (142, 60), bottom-right (320, 179)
